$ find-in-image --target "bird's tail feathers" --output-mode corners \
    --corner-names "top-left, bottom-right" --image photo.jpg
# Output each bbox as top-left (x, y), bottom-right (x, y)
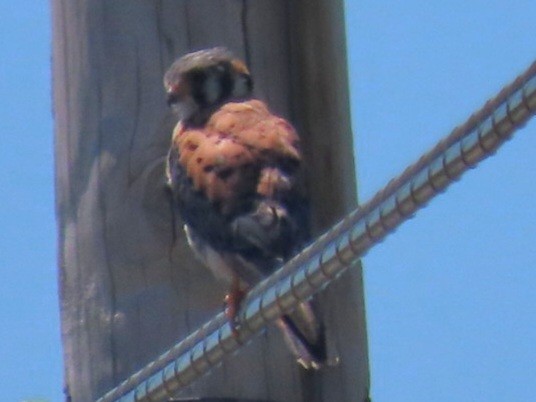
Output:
top-left (276, 302), bottom-right (327, 370)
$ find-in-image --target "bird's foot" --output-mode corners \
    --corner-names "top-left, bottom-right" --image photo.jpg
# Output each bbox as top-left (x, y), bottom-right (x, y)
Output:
top-left (224, 287), bottom-right (246, 338)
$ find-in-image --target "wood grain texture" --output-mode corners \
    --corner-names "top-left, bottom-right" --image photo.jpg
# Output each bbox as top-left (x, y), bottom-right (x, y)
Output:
top-left (51, 1), bottom-right (369, 401)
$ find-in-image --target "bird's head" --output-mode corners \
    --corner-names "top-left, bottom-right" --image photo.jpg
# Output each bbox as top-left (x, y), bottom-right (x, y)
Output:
top-left (164, 47), bottom-right (253, 125)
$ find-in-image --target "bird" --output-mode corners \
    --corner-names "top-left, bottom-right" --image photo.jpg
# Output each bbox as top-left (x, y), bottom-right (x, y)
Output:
top-left (164, 47), bottom-right (326, 369)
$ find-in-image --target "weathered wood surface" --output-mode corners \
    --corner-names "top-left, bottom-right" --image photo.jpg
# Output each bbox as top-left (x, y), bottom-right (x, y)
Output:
top-left (52, 1), bottom-right (369, 401)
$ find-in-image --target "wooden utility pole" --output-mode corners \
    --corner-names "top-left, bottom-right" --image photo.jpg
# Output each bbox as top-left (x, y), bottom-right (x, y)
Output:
top-left (52, 1), bottom-right (369, 401)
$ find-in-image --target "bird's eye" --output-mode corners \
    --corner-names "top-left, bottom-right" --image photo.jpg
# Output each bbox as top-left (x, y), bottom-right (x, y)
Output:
top-left (167, 92), bottom-right (180, 107)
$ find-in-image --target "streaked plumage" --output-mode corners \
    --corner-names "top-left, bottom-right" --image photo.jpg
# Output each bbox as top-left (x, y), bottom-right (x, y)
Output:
top-left (165, 48), bottom-right (326, 369)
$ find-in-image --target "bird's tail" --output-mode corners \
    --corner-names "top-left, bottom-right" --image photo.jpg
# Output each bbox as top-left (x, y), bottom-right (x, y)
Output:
top-left (276, 301), bottom-right (327, 369)
top-left (230, 199), bottom-right (324, 367)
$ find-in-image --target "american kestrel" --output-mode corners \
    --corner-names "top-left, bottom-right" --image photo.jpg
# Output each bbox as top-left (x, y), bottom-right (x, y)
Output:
top-left (165, 47), bottom-right (326, 369)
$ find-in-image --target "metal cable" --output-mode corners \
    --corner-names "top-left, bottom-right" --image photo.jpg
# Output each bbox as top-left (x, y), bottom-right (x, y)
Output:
top-left (97, 59), bottom-right (536, 402)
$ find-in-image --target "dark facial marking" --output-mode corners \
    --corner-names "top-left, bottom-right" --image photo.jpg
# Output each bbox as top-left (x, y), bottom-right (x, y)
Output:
top-left (219, 62), bottom-right (234, 100)
top-left (243, 74), bottom-right (253, 93)
top-left (193, 71), bottom-right (210, 106)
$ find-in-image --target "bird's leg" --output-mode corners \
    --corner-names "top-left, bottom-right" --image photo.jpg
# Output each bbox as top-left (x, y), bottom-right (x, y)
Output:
top-left (224, 275), bottom-right (246, 337)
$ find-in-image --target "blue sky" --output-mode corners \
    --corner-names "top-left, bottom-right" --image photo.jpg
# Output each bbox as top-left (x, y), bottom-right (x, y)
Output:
top-left (0, 2), bottom-right (61, 402)
top-left (347, 1), bottom-right (536, 401)
top-left (1, 1), bottom-right (535, 401)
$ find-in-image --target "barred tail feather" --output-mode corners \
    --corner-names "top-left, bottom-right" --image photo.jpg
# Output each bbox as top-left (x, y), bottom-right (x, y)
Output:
top-left (276, 302), bottom-right (327, 369)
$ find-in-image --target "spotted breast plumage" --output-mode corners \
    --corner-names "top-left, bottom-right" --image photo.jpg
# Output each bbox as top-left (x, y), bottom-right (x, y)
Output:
top-left (165, 48), bottom-right (326, 369)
